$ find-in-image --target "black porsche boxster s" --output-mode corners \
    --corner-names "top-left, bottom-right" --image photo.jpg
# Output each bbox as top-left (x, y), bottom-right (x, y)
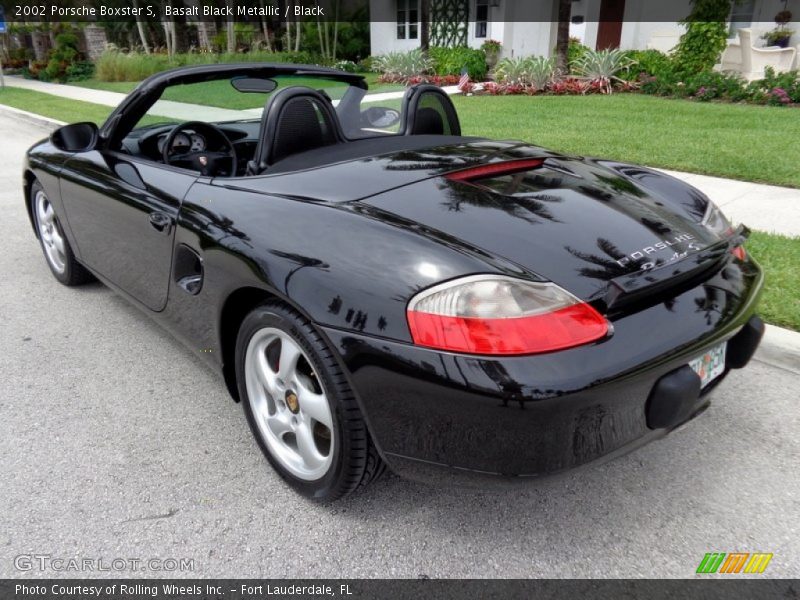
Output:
top-left (24, 64), bottom-right (764, 500)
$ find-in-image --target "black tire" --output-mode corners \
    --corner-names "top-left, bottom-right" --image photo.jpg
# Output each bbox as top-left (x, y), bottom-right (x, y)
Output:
top-left (236, 302), bottom-right (385, 501)
top-left (30, 180), bottom-right (94, 286)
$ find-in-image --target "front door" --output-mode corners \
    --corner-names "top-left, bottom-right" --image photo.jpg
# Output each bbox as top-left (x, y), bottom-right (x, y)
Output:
top-left (59, 152), bottom-right (198, 311)
top-left (596, 0), bottom-right (626, 50)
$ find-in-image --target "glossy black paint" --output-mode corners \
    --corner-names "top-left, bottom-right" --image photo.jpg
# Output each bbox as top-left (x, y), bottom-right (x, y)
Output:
top-left (23, 65), bottom-right (764, 482)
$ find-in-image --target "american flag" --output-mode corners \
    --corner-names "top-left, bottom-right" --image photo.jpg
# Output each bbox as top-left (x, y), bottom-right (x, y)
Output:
top-left (457, 68), bottom-right (471, 93)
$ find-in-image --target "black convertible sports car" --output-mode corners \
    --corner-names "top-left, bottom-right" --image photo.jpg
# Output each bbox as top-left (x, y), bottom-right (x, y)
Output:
top-left (24, 64), bottom-right (764, 500)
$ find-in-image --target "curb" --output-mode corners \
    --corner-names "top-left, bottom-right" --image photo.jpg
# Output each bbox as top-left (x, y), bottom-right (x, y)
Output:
top-left (0, 104), bottom-right (65, 129)
top-left (756, 324), bottom-right (800, 374)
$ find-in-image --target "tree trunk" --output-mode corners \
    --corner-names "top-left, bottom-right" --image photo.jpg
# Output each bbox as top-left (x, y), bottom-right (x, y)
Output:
top-left (260, 0), bottom-right (273, 51)
top-left (555, 0), bottom-right (572, 75)
top-left (162, 21), bottom-right (173, 57)
top-left (133, 0), bottom-right (151, 53)
top-left (420, 0), bottom-right (430, 51)
top-left (317, 16), bottom-right (326, 59)
top-left (332, 0), bottom-right (339, 62)
top-left (226, 0), bottom-right (236, 53)
top-left (295, 21), bottom-right (301, 53)
top-left (286, 5), bottom-right (293, 52)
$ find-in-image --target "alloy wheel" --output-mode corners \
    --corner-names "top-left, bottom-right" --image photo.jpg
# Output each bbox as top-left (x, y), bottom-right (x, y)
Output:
top-left (244, 327), bottom-right (335, 481)
top-left (35, 190), bottom-right (66, 274)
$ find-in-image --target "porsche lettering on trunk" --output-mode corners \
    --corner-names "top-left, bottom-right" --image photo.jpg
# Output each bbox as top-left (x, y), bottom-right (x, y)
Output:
top-left (615, 233), bottom-right (700, 269)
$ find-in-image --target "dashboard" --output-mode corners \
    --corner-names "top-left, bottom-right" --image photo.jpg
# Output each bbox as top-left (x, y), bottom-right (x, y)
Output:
top-left (161, 132), bottom-right (208, 154)
top-left (122, 121), bottom-right (261, 176)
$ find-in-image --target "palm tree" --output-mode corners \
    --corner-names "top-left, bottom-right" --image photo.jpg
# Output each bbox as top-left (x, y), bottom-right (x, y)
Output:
top-left (132, 0), bottom-right (151, 53)
top-left (226, 0), bottom-right (236, 53)
top-left (555, 0), bottom-right (572, 75)
top-left (420, 0), bottom-right (430, 52)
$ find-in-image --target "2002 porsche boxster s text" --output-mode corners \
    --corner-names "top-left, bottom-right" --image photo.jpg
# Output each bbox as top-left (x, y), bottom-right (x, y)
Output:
top-left (24, 64), bottom-right (764, 499)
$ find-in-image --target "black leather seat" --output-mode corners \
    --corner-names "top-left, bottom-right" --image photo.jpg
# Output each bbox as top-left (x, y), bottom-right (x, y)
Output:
top-left (247, 86), bottom-right (345, 175)
top-left (401, 84), bottom-right (461, 136)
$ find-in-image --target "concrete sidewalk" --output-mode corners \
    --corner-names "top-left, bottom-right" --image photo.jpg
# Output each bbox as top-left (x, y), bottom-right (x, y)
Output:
top-left (2, 76), bottom-right (799, 237)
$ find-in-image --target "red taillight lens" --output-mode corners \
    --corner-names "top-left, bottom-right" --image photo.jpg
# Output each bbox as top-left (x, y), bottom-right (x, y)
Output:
top-left (406, 275), bottom-right (609, 355)
top-left (731, 245), bottom-right (747, 261)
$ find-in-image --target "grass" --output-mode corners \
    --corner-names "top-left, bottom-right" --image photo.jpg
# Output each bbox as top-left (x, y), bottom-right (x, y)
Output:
top-left (0, 87), bottom-right (113, 124)
top-left (72, 73), bottom-right (397, 110)
top-left (78, 71), bottom-right (384, 93)
top-left (748, 232), bottom-right (800, 331)
top-left (0, 88), bottom-right (165, 126)
top-left (453, 94), bottom-right (800, 188)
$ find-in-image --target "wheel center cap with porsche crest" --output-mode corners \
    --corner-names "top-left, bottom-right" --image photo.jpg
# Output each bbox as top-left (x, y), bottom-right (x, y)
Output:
top-left (285, 390), bottom-right (300, 414)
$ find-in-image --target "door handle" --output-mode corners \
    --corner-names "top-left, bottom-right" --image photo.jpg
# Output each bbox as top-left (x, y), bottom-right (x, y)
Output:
top-left (148, 211), bottom-right (172, 233)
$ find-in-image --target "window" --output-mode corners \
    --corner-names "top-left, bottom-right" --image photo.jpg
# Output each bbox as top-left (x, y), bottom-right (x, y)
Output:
top-left (397, 0), bottom-right (419, 40)
top-left (728, 0), bottom-right (754, 37)
top-left (475, 0), bottom-right (489, 39)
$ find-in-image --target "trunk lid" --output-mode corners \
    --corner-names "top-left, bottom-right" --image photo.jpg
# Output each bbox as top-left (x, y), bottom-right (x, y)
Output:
top-left (360, 147), bottom-right (721, 301)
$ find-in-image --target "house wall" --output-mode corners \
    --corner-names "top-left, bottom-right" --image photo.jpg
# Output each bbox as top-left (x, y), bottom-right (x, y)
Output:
top-left (369, 1), bottom-right (422, 56)
top-left (368, 0), bottom-right (557, 58)
top-left (368, 0), bottom-right (800, 59)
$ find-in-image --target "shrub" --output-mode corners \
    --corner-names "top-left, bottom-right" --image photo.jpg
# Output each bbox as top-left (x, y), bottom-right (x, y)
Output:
top-left (429, 46), bottom-right (487, 80)
top-left (567, 37), bottom-right (590, 73)
top-left (373, 49), bottom-right (434, 82)
top-left (684, 70), bottom-right (746, 99)
top-left (65, 60), bottom-right (95, 82)
top-left (618, 49), bottom-right (672, 81)
top-left (757, 67), bottom-right (800, 98)
top-left (94, 49), bottom-right (320, 82)
top-left (357, 56), bottom-right (375, 72)
top-left (550, 78), bottom-right (591, 95)
top-left (333, 60), bottom-right (359, 73)
top-left (672, 0), bottom-right (731, 75)
top-left (572, 48), bottom-right (635, 93)
top-left (44, 32), bottom-right (82, 83)
top-left (2, 47), bottom-right (31, 69)
top-left (493, 57), bottom-right (529, 84)
top-left (480, 39), bottom-right (502, 54)
top-left (407, 74), bottom-right (461, 86)
top-left (494, 56), bottom-right (555, 89)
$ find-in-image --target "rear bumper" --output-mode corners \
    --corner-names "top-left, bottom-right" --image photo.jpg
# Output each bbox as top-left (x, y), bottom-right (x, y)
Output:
top-left (321, 256), bottom-right (764, 483)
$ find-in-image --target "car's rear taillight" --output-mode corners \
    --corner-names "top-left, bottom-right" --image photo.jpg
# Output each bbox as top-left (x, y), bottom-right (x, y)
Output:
top-left (406, 275), bottom-right (609, 355)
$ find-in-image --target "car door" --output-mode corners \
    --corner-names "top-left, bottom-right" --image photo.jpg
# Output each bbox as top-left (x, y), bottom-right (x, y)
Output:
top-left (58, 150), bottom-right (199, 312)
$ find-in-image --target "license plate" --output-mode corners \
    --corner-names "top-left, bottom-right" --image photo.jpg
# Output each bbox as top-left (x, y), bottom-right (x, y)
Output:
top-left (689, 343), bottom-right (727, 388)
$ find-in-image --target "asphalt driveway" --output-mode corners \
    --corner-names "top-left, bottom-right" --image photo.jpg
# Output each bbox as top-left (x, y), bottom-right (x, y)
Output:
top-left (1, 111), bottom-right (798, 579)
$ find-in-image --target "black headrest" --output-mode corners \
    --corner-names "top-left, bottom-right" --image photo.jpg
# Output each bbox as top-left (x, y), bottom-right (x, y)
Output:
top-left (412, 107), bottom-right (445, 135)
top-left (401, 84), bottom-right (461, 137)
top-left (248, 86), bottom-right (344, 175)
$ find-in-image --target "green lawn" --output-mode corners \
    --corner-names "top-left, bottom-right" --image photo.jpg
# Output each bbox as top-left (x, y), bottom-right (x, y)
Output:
top-left (748, 232), bottom-right (800, 331)
top-left (72, 72), bottom-right (396, 106)
top-left (453, 94), bottom-right (800, 188)
top-left (0, 88), bottom-right (166, 126)
top-left (0, 87), bottom-right (113, 124)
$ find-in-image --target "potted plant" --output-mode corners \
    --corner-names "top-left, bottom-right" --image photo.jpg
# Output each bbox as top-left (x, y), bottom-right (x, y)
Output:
top-left (762, 9), bottom-right (794, 48)
top-left (481, 39), bottom-right (502, 69)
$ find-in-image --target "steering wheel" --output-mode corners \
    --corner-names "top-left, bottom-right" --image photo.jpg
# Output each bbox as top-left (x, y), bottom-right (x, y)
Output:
top-left (162, 121), bottom-right (238, 177)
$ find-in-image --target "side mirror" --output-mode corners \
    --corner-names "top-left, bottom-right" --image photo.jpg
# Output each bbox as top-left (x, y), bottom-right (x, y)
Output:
top-left (50, 122), bottom-right (99, 153)
top-left (362, 106), bottom-right (401, 128)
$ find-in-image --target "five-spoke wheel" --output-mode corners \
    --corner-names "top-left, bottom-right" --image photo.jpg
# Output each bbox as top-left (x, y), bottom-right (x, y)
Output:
top-left (236, 303), bottom-right (385, 500)
top-left (244, 327), bottom-right (334, 481)
top-left (35, 189), bottom-right (67, 274)
top-left (30, 180), bottom-right (93, 286)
